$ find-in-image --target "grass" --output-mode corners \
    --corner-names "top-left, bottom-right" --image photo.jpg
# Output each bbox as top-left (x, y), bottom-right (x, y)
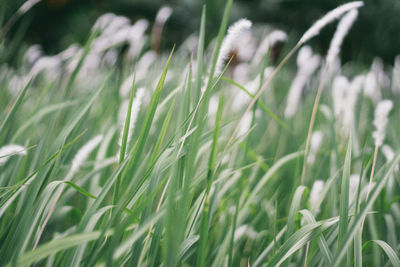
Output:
top-left (0, 0), bottom-right (400, 266)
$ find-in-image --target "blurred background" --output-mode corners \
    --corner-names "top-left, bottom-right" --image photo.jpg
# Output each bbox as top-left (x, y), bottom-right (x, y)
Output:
top-left (2, 0), bottom-right (400, 65)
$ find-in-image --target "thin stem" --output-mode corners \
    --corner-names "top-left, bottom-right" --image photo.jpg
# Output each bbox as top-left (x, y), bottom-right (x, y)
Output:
top-left (361, 144), bottom-right (379, 230)
top-left (300, 65), bottom-right (328, 184)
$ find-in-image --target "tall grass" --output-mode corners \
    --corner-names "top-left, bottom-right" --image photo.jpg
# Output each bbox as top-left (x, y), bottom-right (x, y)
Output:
top-left (0, 0), bottom-right (399, 266)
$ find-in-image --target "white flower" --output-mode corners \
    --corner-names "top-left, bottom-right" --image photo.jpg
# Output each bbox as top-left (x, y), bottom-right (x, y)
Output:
top-left (285, 46), bottom-right (320, 118)
top-left (252, 30), bottom-right (287, 66)
top-left (238, 112), bottom-right (253, 137)
top-left (392, 56), bottom-right (400, 94)
top-left (373, 100), bottom-right (393, 147)
top-left (310, 180), bottom-right (324, 213)
top-left (155, 6), bottom-right (173, 25)
top-left (216, 19), bottom-right (252, 76)
top-left (326, 10), bottom-right (358, 65)
top-left (332, 75), bottom-right (350, 118)
top-left (299, 1), bottom-right (364, 45)
top-left (342, 75), bottom-right (364, 129)
top-left (307, 131), bottom-right (323, 164)
top-left (118, 88), bottom-right (145, 150)
top-left (0, 144), bottom-right (27, 166)
top-left (70, 135), bottom-right (103, 175)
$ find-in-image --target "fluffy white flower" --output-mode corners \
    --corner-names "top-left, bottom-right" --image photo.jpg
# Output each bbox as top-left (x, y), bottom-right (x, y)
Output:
top-left (0, 144), bottom-right (27, 166)
top-left (285, 46), bottom-right (320, 118)
top-left (71, 135), bottom-right (103, 175)
top-left (326, 10), bottom-right (358, 65)
top-left (372, 100), bottom-right (393, 147)
top-left (310, 180), bottom-right (324, 213)
top-left (299, 1), bottom-right (363, 45)
top-left (216, 19), bottom-right (252, 76)
top-left (252, 30), bottom-right (287, 66)
top-left (155, 6), bottom-right (173, 25)
top-left (118, 88), bottom-right (145, 149)
top-left (307, 131), bottom-right (323, 164)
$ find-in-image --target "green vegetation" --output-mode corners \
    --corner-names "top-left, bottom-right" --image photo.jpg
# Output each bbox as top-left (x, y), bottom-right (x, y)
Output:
top-left (0, 0), bottom-right (399, 266)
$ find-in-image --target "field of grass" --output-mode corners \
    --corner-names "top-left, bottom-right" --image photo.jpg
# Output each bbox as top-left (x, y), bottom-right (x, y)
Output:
top-left (1, 0), bottom-right (400, 266)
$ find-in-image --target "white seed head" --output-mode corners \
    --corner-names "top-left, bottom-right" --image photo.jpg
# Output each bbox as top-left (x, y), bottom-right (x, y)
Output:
top-left (252, 30), bottom-right (287, 66)
top-left (332, 75), bottom-right (349, 118)
top-left (216, 18), bottom-right (252, 76)
top-left (299, 1), bottom-right (364, 45)
top-left (342, 75), bottom-right (364, 129)
top-left (238, 112), bottom-right (253, 137)
top-left (71, 135), bottom-right (103, 175)
top-left (373, 100), bottom-right (393, 147)
top-left (118, 88), bottom-right (145, 149)
top-left (285, 46), bottom-right (320, 118)
top-left (382, 145), bottom-right (395, 161)
top-left (307, 131), bottom-right (323, 164)
top-left (0, 144), bottom-right (27, 166)
top-left (326, 10), bottom-right (358, 65)
top-left (310, 180), bottom-right (324, 213)
top-left (155, 6), bottom-right (173, 25)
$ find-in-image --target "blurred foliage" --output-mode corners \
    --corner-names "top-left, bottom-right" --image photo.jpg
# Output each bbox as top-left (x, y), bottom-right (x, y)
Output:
top-left (2, 0), bottom-right (400, 64)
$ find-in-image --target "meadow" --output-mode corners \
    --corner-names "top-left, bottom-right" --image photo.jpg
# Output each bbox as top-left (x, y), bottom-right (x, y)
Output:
top-left (0, 0), bottom-right (400, 266)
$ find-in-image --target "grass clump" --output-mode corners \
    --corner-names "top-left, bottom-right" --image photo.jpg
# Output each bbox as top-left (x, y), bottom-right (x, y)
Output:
top-left (0, 1), bottom-right (400, 266)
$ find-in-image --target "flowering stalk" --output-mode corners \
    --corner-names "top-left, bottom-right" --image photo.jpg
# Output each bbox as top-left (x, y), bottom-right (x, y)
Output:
top-left (215, 18), bottom-right (252, 76)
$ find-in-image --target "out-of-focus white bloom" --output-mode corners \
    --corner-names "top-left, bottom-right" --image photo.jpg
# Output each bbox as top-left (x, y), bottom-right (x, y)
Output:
top-left (363, 58), bottom-right (390, 103)
top-left (216, 19), bottom-right (252, 76)
top-left (326, 10), bottom-right (358, 65)
top-left (253, 30), bottom-right (287, 64)
top-left (155, 6), bottom-right (173, 25)
top-left (208, 95), bottom-right (220, 118)
top-left (238, 112), bottom-right (253, 137)
top-left (70, 135), bottom-right (103, 175)
top-left (118, 88), bottom-right (145, 149)
top-left (136, 51), bottom-right (158, 82)
top-left (234, 224), bottom-right (258, 241)
top-left (127, 19), bottom-right (149, 59)
top-left (233, 63), bottom-right (250, 85)
top-left (24, 45), bottom-right (43, 67)
top-left (57, 44), bottom-right (81, 61)
top-left (103, 49), bottom-right (118, 66)
top-left (299, 1), bottom-right (364, 45)
top-left (310, 180), bottom-right (324, 213)
top-left (371, 58), bottom-right (390, 88)
top-left (285, 46), bottom-right (320, 118)
top-left (0, 144), bottom-right (27, 166)
top-left (332, 75), bottom-right (350, 118)
top-left (373, 100), bottom-right (393, 147)
top-left (29, 56), bottom-right (61, 78)
top-left (252, 30), bottom-right (287, 66)
top-left (232, 67), bottom-right (273, 110)
top-left (342, 75), bottom-right (364, 129)
top-left (392, 56), bottom-right (400, 94)
top-left (307, 131), bottom-right (323, 164)
top-left (120, 74), bottom-right (135, 98)
top-left (382, 145), bottom-right (395, 161)
top-left (363, 71), bottom-right (380, 103)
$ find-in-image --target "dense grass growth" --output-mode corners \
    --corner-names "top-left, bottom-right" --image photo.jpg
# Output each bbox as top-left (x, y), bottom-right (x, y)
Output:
top-left (1, 1), bottom-right (400, 266)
